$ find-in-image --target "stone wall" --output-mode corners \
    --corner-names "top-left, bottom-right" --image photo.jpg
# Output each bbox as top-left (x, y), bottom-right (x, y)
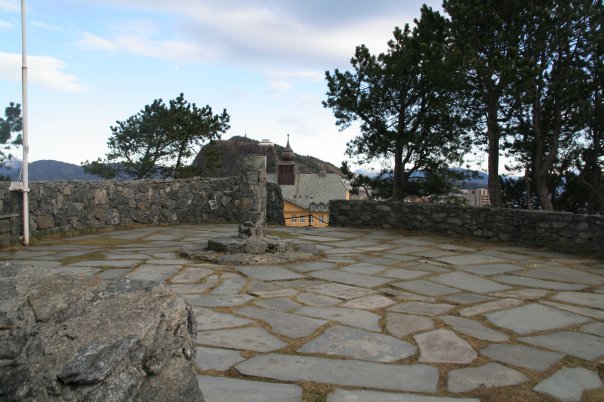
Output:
top-left (0, 178), bottom-right (284, 247)
top-left (329, 200), bottom-right (604, 258)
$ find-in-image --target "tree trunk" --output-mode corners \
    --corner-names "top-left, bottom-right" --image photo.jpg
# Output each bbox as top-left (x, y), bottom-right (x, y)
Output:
top-left (391, 143), bottom-right (403, 200)
top-left (486, 98), bottom-right (502, 207)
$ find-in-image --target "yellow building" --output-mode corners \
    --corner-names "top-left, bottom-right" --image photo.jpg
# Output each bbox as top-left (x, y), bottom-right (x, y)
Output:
top-left (268, 137), bottom-right (349, 227)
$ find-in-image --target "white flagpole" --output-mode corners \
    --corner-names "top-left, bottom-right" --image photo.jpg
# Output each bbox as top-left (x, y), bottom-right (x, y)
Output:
top-left (21, 0), bottom-right (30, 246)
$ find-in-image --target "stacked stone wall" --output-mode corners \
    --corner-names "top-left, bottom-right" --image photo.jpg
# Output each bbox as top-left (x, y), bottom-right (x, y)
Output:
top-left (329, 200), bottom-right (604, 258)
top-left (0, 178), bottom-right (284, 246)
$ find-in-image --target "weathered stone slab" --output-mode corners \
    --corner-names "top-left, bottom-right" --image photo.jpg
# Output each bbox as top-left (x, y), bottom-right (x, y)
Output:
top-left (186, 294), bottom-right (253, 308)
top-left (126, 264), bottom-right (180, 282)
top-left (542, 301), bottom-right (604, 320)
top-left (552, 291), bottom-right (604, 310)
top-left (442, 293), bottom-right (493, 305)
top-left (436, 253), bottom-right (505, 266)
top-left (459, 298), bottom-right (524, 317)
top-left (249, 288), bottom-right (298, 298)
top-left (295, 292), bottom-right (341, 307)
top-left (238, 266), bottom-right (304, 281)
top-left (520, 331), bottom-right (604, 360)
top-left (391, 279), bottom-right (460, 297)
top-left (309, 269), bottom-right (393, 288)
top-left (582, 322), bottom-right (604, 337)
top-left (306, 283), bottom-right (373, 299)
top-left (170, 267), bottom-right (214, 283)
top-left (198, 327), bottom-right (287, 352)
top-left (388, 302), bottom-right (455, 316)
top-left (480, 344), bottom-right (563, 372)
top-left (235, 354), bottom-right (439, 392)
top-left (433, 272), bottom-right (510, 294)
top-left (533, 368), bottom-right (603, 402)
top-left (485, 303), bottom-right (590, 334)
top-left (287, 261), bottom-right (337, 273)
top-left (194, 307), bottom-right (252, 330)
top-left (415, 329), bottom-right (477, 364)
top-left (386, 313), bottom-right (435, 338)
top-left (490, 288), bottom-right (549, 300)
top-left (447, 363), bottom-right (528, 393)
top-left (407, 261), bottom-right (450, 273)
top-left (458, 263), bottom-right (523, 276)
top-left (327, 390), bottom-right (479, 402)
top-left (237, 306), bottom-right (326, 338)
top-left (341, 263), bottom-right (386, 275)
top-left (210, 277), bottom-right (247, 295)
top-left (341, 294), bottom-right (396, 310)
top-left (379, 269), bottom-right (430, 280)
top-left (196, 375), bottom-right (302, 402)
top-left (295, 306), bottom-right (381, 331)
top-left (380, 288), bottom-right (438, 303)
top-left (441, 316), bottom-right (509, 341)
top-left (194, 347), bottom-right (245, 371)
top-left (254, 297), bottom-right (301, 312)
top-left (297, 325), bottom-right (416, 362)
top-left (518, 266), bottom-right (604, 285)
top-left (492, 275), bottom-right (587, 291)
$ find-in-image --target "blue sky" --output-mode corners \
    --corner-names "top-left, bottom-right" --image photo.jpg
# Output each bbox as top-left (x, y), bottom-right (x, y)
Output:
top-left (1, 0), bottom-right (442, 168)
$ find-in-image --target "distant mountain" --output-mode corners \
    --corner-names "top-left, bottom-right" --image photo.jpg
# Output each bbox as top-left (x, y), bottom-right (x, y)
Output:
top-left (0, 160), bottom-right (101, 182)
top-left (192, 136), bottom-right (341, 177)
top-left (352, 166), bottom-right (491, 190)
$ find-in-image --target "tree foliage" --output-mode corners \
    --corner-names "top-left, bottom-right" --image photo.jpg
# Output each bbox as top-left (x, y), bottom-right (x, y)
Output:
top-left (324, 6), bottom-right (470, 200)
top-left (0, 102), bottom-right (23, 164)
top-left (84, 94), bottom-right (229, 179)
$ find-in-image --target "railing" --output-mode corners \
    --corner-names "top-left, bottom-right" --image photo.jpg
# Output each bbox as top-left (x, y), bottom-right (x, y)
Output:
top-left (284, 213), bottom-right (329, 228)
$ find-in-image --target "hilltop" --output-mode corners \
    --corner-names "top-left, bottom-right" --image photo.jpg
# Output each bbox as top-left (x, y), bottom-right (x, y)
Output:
top-left (192, 136), bottom-right (341, 177)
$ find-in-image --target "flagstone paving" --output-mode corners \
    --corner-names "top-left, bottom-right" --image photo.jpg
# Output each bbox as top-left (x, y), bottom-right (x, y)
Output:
top-left (3, 223), bottom-right (604, 401)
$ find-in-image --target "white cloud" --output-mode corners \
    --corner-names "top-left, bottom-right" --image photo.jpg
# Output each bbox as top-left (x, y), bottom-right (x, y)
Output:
top-left (0, 19), bottom-right (13, 30)
top-left (31, 20), bottom-right (64, 31)
top-left (0, 0), bottom-right (18, 12)
top-left (0, 52), bottom-right (86, 92)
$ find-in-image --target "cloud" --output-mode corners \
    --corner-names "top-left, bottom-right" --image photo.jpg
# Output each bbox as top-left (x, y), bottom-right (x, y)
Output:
top-left (76, 31), bottom-right (218, 62)
top-left (31, 20), bottom-right (64, 31)
top-left (0, 0), bottom-right (18, 12)
top-left (0, 52), bottom-right (86, 92)
top-left (0, 19), bottom-right (13, 30)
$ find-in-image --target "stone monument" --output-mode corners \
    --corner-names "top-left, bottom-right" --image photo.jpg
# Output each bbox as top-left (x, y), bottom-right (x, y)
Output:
top-left (181, 154), bottom-right (320, 264)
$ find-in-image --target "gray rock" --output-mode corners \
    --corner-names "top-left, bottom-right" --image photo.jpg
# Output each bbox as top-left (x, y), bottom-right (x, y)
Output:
top-left (297, 325), bottom-right (417, 362)
top-left (341, 294), bottom-right (396, 310)
top-left (582, 321), bottom-right (604, 337)
top-left (296, 292), bottom-right (341, 307)
top-left (238, 266), bottom-right (304, 281)
top-left (197, 327), bottom-right (287, 352)
top-left (492, 275), bottom-right (587, 291)
top-left (254, 297), bottom-right (301, 312)
top-left (197, 375), bottom-right (302, 402)
top-left (552, 291), bottom-right (604, 310)
top-left (235, 353), bottom-right (439, 392)
top-left (433, 271), bottom-right (510, 293)
top-left (193, 307), bottom-right (252, 330)
top-left (236, 306), bottom-right (326, 338)
top-left (379, 268), bottom-right (430, 280)
top-left (480, 344), bottom-right (563, 372)
top-left (390, 279), bottom-right (460, 297)
top-left (520, 331), bottom-right (604, 360)
top-left (518, 266), bottom-right (604, 285)
top-left (309, 269), bottom-right (393, 288)
top-left (441, 316), bottom-right (509, 342)
top-left (414, 329), bottom-right (477, 364)
top-left (457, 263), bottom-right (523, 276)
top-left (442, 293), bottom-right (493, 305)
top-left (0, 263), bottom-right (202, 402)
top-left (485, 303), bottom-right (590, 334)
top-left (194, 347), bottom-right (245, 372)
top-left (295, 306), bottom-right (382, 331)
top-left (533, 367), bottom-right (603, 402)
top-left (459, 298), bottom-right (524, 317)
top-left (447, 362), bottom-right (528, 392)
top-left (386, 312), bottom-right (435, 338)
top-left (388, 302), bottom-right (455, 316)
top-left (327, 390), bottom-right (479, 402)
top-left (306, 283), bottom-right (373, 299)
top-left (185, 294), bottom-right (253, 307)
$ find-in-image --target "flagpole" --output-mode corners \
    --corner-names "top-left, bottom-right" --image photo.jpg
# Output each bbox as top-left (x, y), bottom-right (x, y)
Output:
top-left (21, 0), bottom-right (30, 246)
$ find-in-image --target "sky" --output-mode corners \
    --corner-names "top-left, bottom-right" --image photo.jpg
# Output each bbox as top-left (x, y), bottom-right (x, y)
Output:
top-left (0, 0), bottom-right (444, 170)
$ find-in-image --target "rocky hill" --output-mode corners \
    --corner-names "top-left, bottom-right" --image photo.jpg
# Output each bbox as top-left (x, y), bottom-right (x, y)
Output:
top-left (192, 136), bottom-right (341, 177)
top-left (0, 160), bottom-right (101, 181)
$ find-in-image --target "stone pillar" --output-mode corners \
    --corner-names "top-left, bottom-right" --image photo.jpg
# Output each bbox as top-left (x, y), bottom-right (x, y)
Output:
top-left (238, 155), bottom-right (267, 239)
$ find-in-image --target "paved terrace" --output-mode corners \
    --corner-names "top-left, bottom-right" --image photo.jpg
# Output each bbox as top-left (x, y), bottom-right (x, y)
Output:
top-left (2, 224), bottom-right (604, 402)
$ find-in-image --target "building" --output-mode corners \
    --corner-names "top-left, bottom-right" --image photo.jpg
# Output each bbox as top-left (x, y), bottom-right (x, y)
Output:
top-left (267, 137), bottom-right (349, 227)
top-left (462, 188), bottom-right (491, 207)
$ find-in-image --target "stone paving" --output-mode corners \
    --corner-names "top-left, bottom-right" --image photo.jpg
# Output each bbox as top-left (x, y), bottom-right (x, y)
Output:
top-left (2, 223), bottom-right (604, 401)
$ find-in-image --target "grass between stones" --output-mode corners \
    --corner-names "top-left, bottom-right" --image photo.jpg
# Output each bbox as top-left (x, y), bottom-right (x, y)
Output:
top-left (59, 251), bottom-right (107, 265)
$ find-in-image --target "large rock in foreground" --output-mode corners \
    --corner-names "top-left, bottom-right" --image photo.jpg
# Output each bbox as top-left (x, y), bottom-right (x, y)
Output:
top-left (0, 262), bottom-right (203, 402)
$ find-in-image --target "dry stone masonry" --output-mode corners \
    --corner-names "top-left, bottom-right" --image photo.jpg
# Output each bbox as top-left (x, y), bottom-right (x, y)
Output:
top-left (0, 177), bottom-right (284, 247)
top-left (329, 200), bottom-right (604, 258)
